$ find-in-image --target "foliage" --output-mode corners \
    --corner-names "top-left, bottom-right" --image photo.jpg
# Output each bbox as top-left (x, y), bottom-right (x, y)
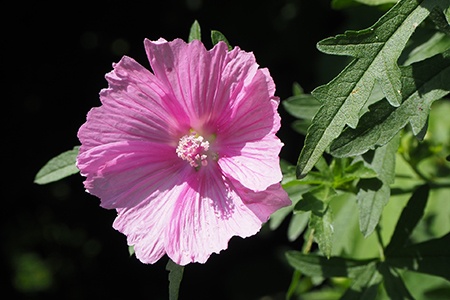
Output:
top-left (34, 0), bottom-right (450, 298)
top-left (275, 0), bottom-right (450, 298)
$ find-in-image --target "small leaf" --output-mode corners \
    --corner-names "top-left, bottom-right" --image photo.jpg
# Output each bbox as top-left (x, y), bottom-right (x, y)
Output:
top-left (188, 20), bottom-right (201, 42)
top-left (211, 30), bottom-right (232, 50)
top-left (166, 259), bottom-right (185, 300)
top-left (385, 184), bottom-right (430, 255)
top-left (386, 233), bottom-right (450, 280)
top-left (287, 212), bottom-right (310, 241)
top-left (34, 146), bottom-right (80, 185)
top-left (128, 246), bottom-right (135, 257)
top-left (292, 82), bottom-right (304, 95)
top-left (356, 134), bottom-right (400, 237)
top-left (309, 205), bottom-right (334, 258)
top-left (282, 94), bottom-right (321, 120)
top-left (285, 251), bottom-right (376, 278)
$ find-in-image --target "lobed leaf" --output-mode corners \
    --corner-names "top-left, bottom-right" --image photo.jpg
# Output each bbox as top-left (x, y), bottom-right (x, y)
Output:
top-left (296, 0), bottom-right (448, 178)
top-left (330, 49), bottom-right (450, 157)
top-left (34, 146), bottom-right (80, 185)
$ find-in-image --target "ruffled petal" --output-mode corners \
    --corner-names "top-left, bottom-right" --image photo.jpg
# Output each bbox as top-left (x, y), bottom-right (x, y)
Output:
top-left (235, 182), bottom-right (291, 222)
top-left (144, 38), bottom-right (260, 134)
top-left (164, 164), bottom-right (262, 265)
top-left (77, 140), bottom-right (189, 209)
top-left (218, 134), bottom-right (283, 192)
top-left (78, 56), bottom-right (189, 150)
top-left (216, 68), bottom-right (283, 191)
top-left (112, 180), bottom-right (191, 264)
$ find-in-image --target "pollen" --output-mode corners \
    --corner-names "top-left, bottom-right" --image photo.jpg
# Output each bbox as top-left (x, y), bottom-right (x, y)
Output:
top-left (176, 132), bottom-right (211, 168)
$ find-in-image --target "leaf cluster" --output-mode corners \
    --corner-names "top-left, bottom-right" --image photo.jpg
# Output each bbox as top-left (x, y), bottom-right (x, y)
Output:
top-left (277, 0), bottom-right (450, 298)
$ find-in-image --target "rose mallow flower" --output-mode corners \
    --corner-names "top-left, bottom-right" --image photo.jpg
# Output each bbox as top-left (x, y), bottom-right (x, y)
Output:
top-left (77, 38), bottom-right (291, 265)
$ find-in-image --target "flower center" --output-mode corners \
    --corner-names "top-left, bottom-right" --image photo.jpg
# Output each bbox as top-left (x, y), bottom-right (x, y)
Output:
top-left (176, 132), bottom-right (212, 168)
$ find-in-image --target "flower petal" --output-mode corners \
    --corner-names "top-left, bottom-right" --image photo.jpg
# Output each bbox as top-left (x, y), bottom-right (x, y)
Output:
top-left (218, 134), bottom-right (284, 192)
top-left (112, 180), bottom-right (190, 264)
top-left (164, 165), bottom-right (262, 265)
top-left (215, 65), bottom-right (283, 191)
top-left (144, 38), bottom-right (260, 133)
top-left (78, 55), bottom-right (188, 150)
top-left (77, 140), bottom-right (188, 209)
top-left (236, 182), bottom-right (291, 222)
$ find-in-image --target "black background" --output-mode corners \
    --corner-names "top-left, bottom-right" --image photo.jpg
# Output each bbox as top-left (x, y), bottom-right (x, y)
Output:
top-left (3, 1), bottom-right (383, 299)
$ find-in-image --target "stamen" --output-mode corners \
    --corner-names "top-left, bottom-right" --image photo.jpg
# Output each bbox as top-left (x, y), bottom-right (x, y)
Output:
top-left (176, 133), bottom-right (211, 168)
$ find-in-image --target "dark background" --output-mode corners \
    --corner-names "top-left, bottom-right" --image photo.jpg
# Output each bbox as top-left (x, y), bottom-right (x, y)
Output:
top-left (3, 1), bottom-right (383, 299)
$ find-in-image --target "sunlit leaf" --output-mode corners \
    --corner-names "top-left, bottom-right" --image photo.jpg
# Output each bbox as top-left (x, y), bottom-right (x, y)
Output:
top-left (330, 50), bottom-right (450, 157)
top-left (296, 0), bottom-right (447, 178)
top-left (34, 146), bottom-right (80, 185)
top-left (310, 205), bottom-right (334, 258)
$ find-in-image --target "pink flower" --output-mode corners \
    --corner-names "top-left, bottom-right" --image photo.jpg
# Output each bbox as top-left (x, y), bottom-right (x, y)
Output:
top-left (77, 38), bottom-right (291, 265)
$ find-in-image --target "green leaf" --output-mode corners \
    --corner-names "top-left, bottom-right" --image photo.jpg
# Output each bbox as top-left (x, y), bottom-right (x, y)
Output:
top-left (332, 0), bottom-right (397, 10)
top-left (296, 0), bottom-right (447, 178)
top-left (34, 146), bottom-right (80, 185)
top-left (330, 50), bottom-right (450, 157)
top-left (128, 246), bottom-right (135, 257)
top-left (292, 82), bottom-right (304, 95)
top-left (287, 212), bottom-right (310, 242)
top-left (378, 264), bottom-right (414, 300)
top-left (310, 205), bottom-right (334, 258)
top-left (386, 233), bottom-right (450, 280)
top-left (429, 4), bottom-right (450, 35)
top-left (166, 259), bottom-right (184, 300)
top-left (356, 133), bottom-right (400, 237)
top-left (188, 20), bottom-right (201, 42)
top-left (340, 262), bottom-right (383, 300)
top-left (211, 30), bottom-right (232, 50)
top-left (404, 32), bottom-right (450, 65)
top-left (385, 184), bottom-right (430, 255)
top-left (285, 251), bottom-right (376, 278)
top-left (291, 120), bottom-right (311, 136)
top-left (282, 93), bottom-right (321, 120)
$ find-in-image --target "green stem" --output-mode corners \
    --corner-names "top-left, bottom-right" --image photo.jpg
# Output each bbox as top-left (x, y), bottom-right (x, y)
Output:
top-left (401, 152), bottom-right (430, 183)
top-left (286, 229), bottom-right (315, 300)
top-left (375, 225), bottom-right (385, 262)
